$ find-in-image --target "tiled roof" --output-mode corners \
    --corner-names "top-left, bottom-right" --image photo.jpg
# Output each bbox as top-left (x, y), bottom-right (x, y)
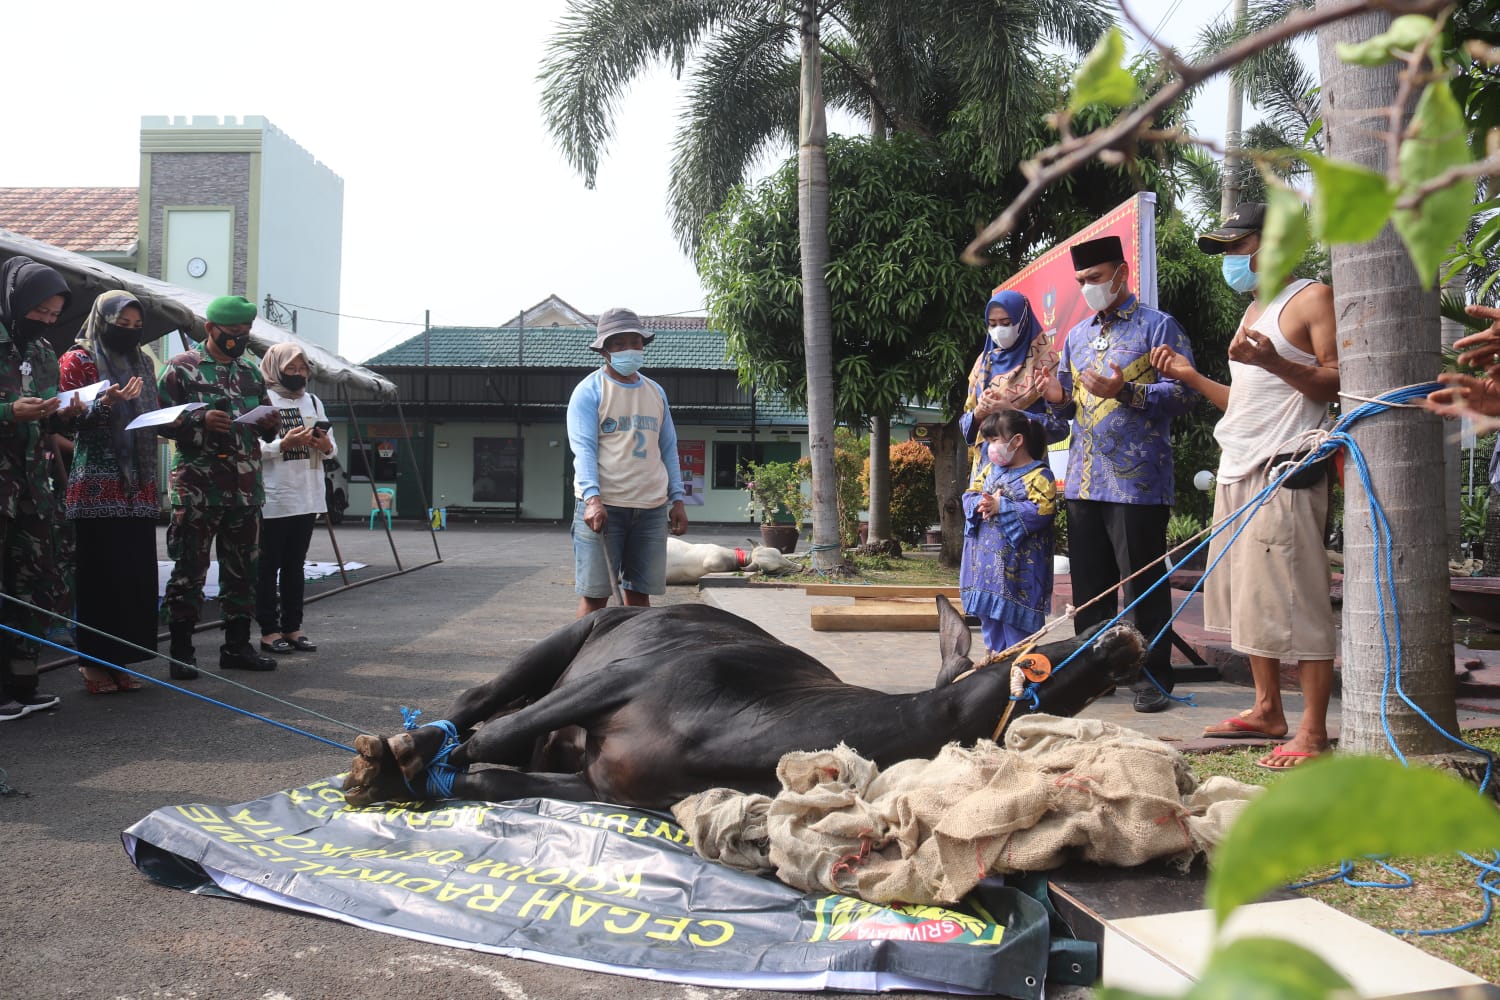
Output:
top-left (366, 325), bottom-right (733, 370)
top-left (0, 187), bottom-right (138, 253)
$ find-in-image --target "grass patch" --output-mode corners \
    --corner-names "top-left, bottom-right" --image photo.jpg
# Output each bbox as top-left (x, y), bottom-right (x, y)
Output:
top-left (1187, 730), bottom-right (1500, 982)
top-left (750, 549), bottom-right (963, 587)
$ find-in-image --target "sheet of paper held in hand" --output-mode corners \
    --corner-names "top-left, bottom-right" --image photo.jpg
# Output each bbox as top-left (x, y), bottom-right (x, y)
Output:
top-left (55, 380), bottom-right (110, 408)
top-left (124, 402), bottom-right (206, 430)
top-left (230, 404), bottom-right (277, 425)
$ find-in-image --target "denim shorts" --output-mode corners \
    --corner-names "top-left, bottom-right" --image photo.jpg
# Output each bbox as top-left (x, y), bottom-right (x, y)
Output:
top-left (573, 500), bottom-right (669, 598)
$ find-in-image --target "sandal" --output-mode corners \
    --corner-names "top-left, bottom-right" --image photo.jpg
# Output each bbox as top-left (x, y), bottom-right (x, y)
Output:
top-left (287, 635), bottom-right (318, 652)
top-left (114, 673), bottom-right (144, 692)
top-left (260, 637), bottom-right (296, 654)
top-left (79, 667), bottom-right (119, 695)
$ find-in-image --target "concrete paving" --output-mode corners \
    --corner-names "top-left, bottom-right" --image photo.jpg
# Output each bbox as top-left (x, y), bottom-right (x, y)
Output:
top-left (6, 520), bottom-right (1498, 999)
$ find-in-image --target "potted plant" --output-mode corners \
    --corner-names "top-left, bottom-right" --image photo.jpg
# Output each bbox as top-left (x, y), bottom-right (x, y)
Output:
top-left (1165, 512), bottom-right (1208, 573)
top-left (742, 459), bottom-right (810, 553)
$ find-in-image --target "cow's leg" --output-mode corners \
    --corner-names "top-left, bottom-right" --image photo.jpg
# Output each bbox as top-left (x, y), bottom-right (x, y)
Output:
top-left (449, 666), bottom-right (640, 771)
top-left (345, 615), bottom-right (607, 804)
top-left (451, 768), bottom-right (595, 803)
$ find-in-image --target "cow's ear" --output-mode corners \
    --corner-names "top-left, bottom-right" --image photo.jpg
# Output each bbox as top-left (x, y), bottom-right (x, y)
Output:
top-left (935, 595), bottom-right (971, 660)
top-left (934, 596), bottom-right (974, 687)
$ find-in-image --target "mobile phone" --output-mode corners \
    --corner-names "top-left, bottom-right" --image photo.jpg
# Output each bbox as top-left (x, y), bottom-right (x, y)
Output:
top-left (313, 420), bottom-right (332, 432)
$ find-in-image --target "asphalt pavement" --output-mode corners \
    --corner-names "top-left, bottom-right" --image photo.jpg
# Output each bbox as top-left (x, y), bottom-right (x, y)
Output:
top-left (7, 520), bottom-right (1495, 999)
top-left (7, 520), bottom-right (1080, 1000)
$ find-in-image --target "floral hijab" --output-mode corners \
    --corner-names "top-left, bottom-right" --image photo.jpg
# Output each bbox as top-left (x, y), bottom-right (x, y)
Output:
top-left (964, 289), bottom-right (1056, 415)
top-left (74, 290), bottom-right (158, 489)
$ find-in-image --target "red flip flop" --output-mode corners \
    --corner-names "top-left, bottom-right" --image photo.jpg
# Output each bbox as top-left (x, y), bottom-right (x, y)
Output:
top-left (1203, 716), bottom-right (1281, 740)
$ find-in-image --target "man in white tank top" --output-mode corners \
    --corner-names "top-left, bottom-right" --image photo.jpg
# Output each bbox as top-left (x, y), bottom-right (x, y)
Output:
top-left (1150, 203), bottom-right (1341, 771)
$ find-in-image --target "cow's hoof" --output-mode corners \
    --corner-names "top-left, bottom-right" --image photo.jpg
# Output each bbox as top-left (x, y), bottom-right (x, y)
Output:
top-left (390, 725), bottom-right (450, 783)
top-left (343, 734), bottom-right (408, 806)
top-left (1095, 623), bottom-right (1147, 681)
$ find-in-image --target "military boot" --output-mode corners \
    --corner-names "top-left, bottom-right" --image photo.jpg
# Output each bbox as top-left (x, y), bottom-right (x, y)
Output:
top-left (168, 622), bottom-right (199, 680)
top-left (220, 620), bottom-right (276, 671)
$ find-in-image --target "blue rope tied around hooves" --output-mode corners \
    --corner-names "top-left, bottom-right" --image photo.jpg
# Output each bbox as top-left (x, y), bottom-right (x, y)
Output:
top-left (396, 712), bottom-right (465, 800)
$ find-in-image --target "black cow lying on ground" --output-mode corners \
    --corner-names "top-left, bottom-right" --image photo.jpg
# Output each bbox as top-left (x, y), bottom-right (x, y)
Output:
top-left (343, 597), bottom-right (1144, 810)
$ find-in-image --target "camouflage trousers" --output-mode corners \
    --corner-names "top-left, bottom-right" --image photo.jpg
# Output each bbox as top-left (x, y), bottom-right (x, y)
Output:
top-left (164, 505), bottom-right (261, 626)
top-left (0, 507), bottom-right (66, 696)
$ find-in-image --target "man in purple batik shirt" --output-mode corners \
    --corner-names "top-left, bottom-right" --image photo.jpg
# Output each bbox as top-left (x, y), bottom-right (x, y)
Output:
top-left (1042, 235), bottom-right (1198, 713)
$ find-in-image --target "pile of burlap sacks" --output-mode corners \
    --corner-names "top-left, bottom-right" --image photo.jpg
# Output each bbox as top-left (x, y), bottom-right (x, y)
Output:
top-left (672, 715), bottom-right (1260, 906)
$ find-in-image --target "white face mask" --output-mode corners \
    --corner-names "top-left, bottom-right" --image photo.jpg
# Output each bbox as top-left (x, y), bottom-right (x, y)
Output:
top-left (986, 439), bottom-right (1017, 466)
top-left (1080, 266), bottom-right (1124, 312)
top-left (988, 322), bottom-right (1020, 349)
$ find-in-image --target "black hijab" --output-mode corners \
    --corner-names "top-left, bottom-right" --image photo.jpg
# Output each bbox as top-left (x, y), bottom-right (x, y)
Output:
top-left (0, 256), bottom-right (71, 345)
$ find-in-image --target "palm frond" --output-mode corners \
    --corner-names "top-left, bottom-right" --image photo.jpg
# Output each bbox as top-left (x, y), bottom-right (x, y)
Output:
top-left (667, 17), bottom-right (801, 249)
top-left (538, 0), bottom-right (780, 186)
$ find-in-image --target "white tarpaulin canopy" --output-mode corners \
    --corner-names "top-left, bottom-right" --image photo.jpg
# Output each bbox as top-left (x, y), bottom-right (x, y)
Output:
top-left (0, 228), bottom-right (395, 398)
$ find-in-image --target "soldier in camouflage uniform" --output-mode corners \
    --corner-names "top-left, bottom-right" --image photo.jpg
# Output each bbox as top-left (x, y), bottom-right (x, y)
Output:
top-left (0, 257), bottom-right (86, 722)
top-left (157, 295), bottom-right (281, 674)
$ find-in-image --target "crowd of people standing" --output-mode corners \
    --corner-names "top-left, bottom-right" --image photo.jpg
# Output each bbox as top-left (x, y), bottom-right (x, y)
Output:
top-left (957, 207), bottom-right (1347, 770)
top-left (0, 262), bottom-right (335, 721)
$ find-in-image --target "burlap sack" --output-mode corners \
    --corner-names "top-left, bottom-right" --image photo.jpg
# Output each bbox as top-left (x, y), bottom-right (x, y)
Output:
top-left (673, 714), bottom-right (1259, 905)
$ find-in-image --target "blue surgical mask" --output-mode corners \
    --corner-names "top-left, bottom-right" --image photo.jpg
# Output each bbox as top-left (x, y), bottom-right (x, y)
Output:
top-left (608, 349), bottom-right (645, 377)
top-left (1221, 252), bottom-right (1258, 293)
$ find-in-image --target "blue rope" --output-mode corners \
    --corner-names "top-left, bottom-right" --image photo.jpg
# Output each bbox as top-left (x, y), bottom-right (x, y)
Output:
top-left (0, 621), bottom-right (356, 754)
top-left (1036, 445), bottom-right (1298, 707)
top-left (1246, 382), bottom-right (1498, 937)
top-left (396, 714), bottom-right (465, 799)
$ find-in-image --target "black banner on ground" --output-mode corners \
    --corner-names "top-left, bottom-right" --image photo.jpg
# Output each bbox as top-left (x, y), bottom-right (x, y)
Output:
top-left (122, 777), bottom-right (1050, 996)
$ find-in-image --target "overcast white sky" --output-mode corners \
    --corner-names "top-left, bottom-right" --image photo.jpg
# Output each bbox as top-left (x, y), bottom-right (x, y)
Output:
top-left (1, 0), bottom-right (1247, 363)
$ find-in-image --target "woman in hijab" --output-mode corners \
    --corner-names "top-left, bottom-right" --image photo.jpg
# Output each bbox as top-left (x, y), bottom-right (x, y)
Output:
top-left (959, 289), bottom-right (1067, 454)
top-left (58, 289), bottom-right (154, 692)
top-left (257, 343), bottom-right (336, 655)
top-left (0, 256), bottom-right (87, 719)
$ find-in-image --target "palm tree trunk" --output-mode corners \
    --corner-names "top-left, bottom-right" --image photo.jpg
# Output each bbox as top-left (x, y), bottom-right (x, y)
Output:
top-left (797, 0), bottom-right (842, 573)
top-left (868, 416), bottom-right (891, 544)
top-left (933, 421), bottom-right (967, 568)
top-left (1317, 3), bottom-right (1458, 754)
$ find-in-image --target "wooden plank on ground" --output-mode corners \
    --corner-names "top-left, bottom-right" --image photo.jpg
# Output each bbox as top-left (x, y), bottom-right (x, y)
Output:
top-left (803, 584), bottom-right (961, 599)
top-left (811, 601), bottom-right (943, 631)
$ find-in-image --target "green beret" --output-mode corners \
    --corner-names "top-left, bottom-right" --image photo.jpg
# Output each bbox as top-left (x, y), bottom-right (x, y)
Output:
top-left (206, 295), bottom-right (258, 326)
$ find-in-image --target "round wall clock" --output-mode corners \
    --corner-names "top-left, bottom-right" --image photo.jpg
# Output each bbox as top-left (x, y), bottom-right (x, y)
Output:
top-left (186, 257), bottom-right (208, 278)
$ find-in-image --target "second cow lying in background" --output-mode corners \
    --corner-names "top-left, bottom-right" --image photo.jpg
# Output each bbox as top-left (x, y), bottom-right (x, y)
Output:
top-left (664, 536), bottom-right (798, 584)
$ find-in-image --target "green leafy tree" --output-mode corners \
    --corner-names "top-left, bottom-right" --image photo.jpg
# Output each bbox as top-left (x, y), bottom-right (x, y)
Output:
top-left (870, 439), bottom-right (938, 546)
top-left (540, 0), bottom-right (1114, 572)
top-left (699, 130), bottom-right (998, 565)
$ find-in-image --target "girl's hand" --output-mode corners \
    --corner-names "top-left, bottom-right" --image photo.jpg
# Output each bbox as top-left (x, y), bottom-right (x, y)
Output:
top-left (977, 493), bottom-right (998, 518)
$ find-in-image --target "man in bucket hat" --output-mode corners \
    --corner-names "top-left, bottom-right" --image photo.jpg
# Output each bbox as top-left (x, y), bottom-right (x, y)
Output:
top-left (1150, 202), bottom-right (1340, 770)
top-left (566, 307), bottom-right (689, 618)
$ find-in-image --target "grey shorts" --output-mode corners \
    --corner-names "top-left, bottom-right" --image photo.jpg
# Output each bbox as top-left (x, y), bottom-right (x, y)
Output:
top-left (1204, 474), bottom-right (1337, 660)
top-left (572, 500), bottom-right (669, 598)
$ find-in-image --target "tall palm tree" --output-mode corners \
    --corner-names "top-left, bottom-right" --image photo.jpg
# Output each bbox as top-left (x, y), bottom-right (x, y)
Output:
top-left (1315, 3), bottom-right (1459, 755)
top-left (540, 0), bottom-right (1111, 569)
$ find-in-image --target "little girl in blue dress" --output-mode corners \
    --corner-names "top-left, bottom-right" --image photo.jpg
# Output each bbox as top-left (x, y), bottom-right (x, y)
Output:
top-left (960, 409), bottom-right (1057, 655)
